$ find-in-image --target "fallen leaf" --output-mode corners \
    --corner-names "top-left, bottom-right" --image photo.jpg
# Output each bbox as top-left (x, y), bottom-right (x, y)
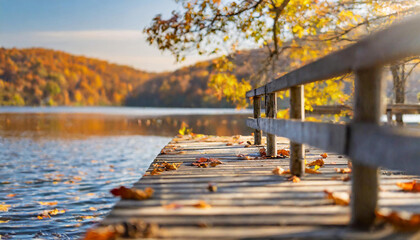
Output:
top-left (38, 201), bottom-right (57, 206)
top-left (305, 168), bottom-right (321, 174)
top-left (259, 148), bottom-right (267, 157)
top-left (193, 200), bottom-right (211, 209)
top-left (84, 227), bottom-right (116, 240)
top-left (237, 154), bottom-right (253, 160)
top-left (150, 168), bottom-right (163, 175)
top-left (163, 203), bottom-right (183, 210)
top-left (277, 149), bottom-right (290, 158)
top-left (192, 158), bottom-right (223, 168)
top-left (0, 204), bottom-right (11, 212)
top-left (324, 190), bottom-right (350, 206)
top-left (335, 168), bottom-right (352, 174)
top-left (6, 194), bottom-right (16, 198)
top-left (320, 153), bottom-right (328, 158)
top-left (89, 207), bottom-right (97, 211)
top-left (110, 186), bottom-right (154, 200)
top-left (226, 143), bottom-right (233, 146)
top-left (396, 181), bottom-right (420, 192)
top-left (288, 176), bottom-right (300, 183)
top-left (376, 208), bottom-right (420, 231)
top-left (272, 166), bottom-right (284, 175)
top-left (307, 158), bottom-right (325, 167)
top-left (208, 183), bottom-right (217, 192)
top-left (0, 220), bottom-right (9, 223)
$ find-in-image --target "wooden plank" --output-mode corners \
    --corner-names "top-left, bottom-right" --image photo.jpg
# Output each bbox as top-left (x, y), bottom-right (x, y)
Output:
top-left (246, 118), bottom-right (347, 154)
top-left (266, 93), bottom-right (277, 157)
top-left (246, 14), bottom-right (420, 97)
top-left (350, 67), bottom-right (383, 229)
top-left (253, 96), bottom-right (262, 145)
top-left (290, 85), bottom-right (305, 176)
top-left (98, 135), bottom-right (420, 239)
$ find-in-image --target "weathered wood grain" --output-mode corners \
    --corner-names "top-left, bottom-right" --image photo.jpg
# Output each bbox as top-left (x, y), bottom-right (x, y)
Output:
top-left (290, 85), bottom-right (305, 176)
top-left (253, 96), bottom-right (262, 145)
top-left (100, 135), bottom-right (420, 239)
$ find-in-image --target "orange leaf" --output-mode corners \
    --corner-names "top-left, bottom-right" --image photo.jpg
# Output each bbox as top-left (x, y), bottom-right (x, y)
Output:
top-left (272, 166), bottom-right (286, 175)
top-left (288, 176), bottom-right (300, 183)
top-left (110, 186), bottom-right (154, 200)
top-left (163, 203), bottom-right (184, 210)
top-left (335, 168), bottom-right (352, 173)
top-left (6, 194), bottom-right (16, 198)
top-left (324, 190), bottom-right (350, 206)
top-left (305, 168), bottom-right (321, 174)
top-left (83, 227), bottom-right (116, 240)
top-left (307, 158), bottom-right (325, 167)
top-left (396, 181), bottom-right (420, 192)
top-left (376, 208), bottom-right (420, 231)
top-left (277, 149), bottom-right (290, 157)
top-left (38, 201), bottom-right (58, 206)
top-left (193, 200), bottom-right (211, 209)
top-left (0, 204), bottom-right (11, 212)
top-left (320, 153), bottom-right (328, 158)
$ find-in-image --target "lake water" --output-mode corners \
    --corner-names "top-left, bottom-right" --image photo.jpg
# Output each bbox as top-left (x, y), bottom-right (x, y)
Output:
top-left (0, 107), bottom-right (252, 239)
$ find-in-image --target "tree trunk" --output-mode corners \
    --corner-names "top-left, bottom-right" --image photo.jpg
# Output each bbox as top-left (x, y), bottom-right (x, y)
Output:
top-left (390, 64), bottom-right (406, 126)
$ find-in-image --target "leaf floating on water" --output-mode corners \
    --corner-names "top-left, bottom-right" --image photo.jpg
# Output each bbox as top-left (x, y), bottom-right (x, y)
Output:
top-left (0, 204), bottom-right (11, 212)
top-left (335, 168), bottom-right (352, 174)
top-left (191, 158), bottom-right (223, 168)
top-left (0, 220), bottom-right (10, 223)
top-left (6, 194), bottom-right (16, 198)
top-left (320, 153), bottom-right (328, 158)
top-left (193, 200), bottom-right (211, 209)
top-left (396, 180), bottom-right (420, 192)
top-left (38, 201), bottom-right (58, 206)
top-left (324, 190), bottom-right (350, 206)
top-left (110, 186), bottom-right (154, 200)
top-left (376, 208), bottom-right (420, 231)
top-left (89, 207), bottom-right (97, 211)
top-left (307, 158), bottom-right (325, 167)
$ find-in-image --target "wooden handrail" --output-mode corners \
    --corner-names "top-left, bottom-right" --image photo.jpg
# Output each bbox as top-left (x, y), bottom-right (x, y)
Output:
top-left (246, 14), bottom-right (420, 230)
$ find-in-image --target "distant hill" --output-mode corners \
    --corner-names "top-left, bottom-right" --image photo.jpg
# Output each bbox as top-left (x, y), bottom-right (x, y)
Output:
top-left (0, 48), bottom-right (156, 106)
top-left (1, 48), bottom-right (418, 107)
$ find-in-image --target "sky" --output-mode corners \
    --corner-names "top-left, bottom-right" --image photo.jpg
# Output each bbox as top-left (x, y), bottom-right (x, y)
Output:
top-left (0, 0), bottom-right (211, 72)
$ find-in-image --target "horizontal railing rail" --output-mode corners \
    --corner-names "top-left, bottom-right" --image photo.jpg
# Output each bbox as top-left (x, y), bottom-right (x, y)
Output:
top-left (246, 14), bottom-right (420, 229)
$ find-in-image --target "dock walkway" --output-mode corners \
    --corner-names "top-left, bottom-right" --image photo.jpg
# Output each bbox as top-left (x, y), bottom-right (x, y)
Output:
top-left (99, 135), bottom-right (420, 239)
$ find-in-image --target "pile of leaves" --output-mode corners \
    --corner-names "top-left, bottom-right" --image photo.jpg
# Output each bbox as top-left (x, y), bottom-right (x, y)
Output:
top-left (150, 161), bottom-right (182, 175)
top-left (191, 158), bottom-right (223, 168)
top-left (84, 219), bottom-right (159, 240)
top-left (110, 186), bottom-right (154, 200)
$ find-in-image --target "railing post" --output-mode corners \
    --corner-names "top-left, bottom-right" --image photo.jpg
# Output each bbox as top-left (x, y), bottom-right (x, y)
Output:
top-left (290, 85), bottom-right (305, 176)
top-left (253, 96), bottom-right (262, 145)
top-left (266, 93), bottom-right (277, 157)
top-left (351, 67), bottom-right (383, 229)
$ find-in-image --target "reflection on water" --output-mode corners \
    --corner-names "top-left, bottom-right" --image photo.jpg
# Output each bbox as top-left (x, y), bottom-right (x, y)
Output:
top-left (0, 109), bottom-right (251, 239)
top-left (0, 113), bottom-right (252, 139)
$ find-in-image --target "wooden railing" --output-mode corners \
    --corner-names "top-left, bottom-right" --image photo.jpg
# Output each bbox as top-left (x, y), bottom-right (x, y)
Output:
top-left (246, 15), bottom-right (420, 229)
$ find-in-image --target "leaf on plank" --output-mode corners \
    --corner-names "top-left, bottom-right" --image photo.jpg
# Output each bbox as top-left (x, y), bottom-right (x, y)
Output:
top-left (307, 158), bottom-right (325, 167)
top-left (320, 153), bottom-right (328, 158)
top-left (110, 186), bottom-right (154, 200)
top-left (324, 190), bottom-right (350, 206)
top-left (288, 176), bottom-right (301, 183)
top-left (193, 200), bottom-right (211, 209)
top-left (376, 208), bottom-right (420, 231)
top-left (396, 180), bottom-right (420, 192)
top-left (335, 168), bottom-right (352, 174)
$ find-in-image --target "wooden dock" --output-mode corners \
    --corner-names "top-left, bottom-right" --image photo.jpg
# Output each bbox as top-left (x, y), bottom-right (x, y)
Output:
top-left (97, 135), bottom-right (420, 239)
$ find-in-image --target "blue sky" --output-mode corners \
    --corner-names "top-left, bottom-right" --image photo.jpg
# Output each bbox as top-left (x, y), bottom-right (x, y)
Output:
top-left (0, 0), bottom-right (210, 72)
